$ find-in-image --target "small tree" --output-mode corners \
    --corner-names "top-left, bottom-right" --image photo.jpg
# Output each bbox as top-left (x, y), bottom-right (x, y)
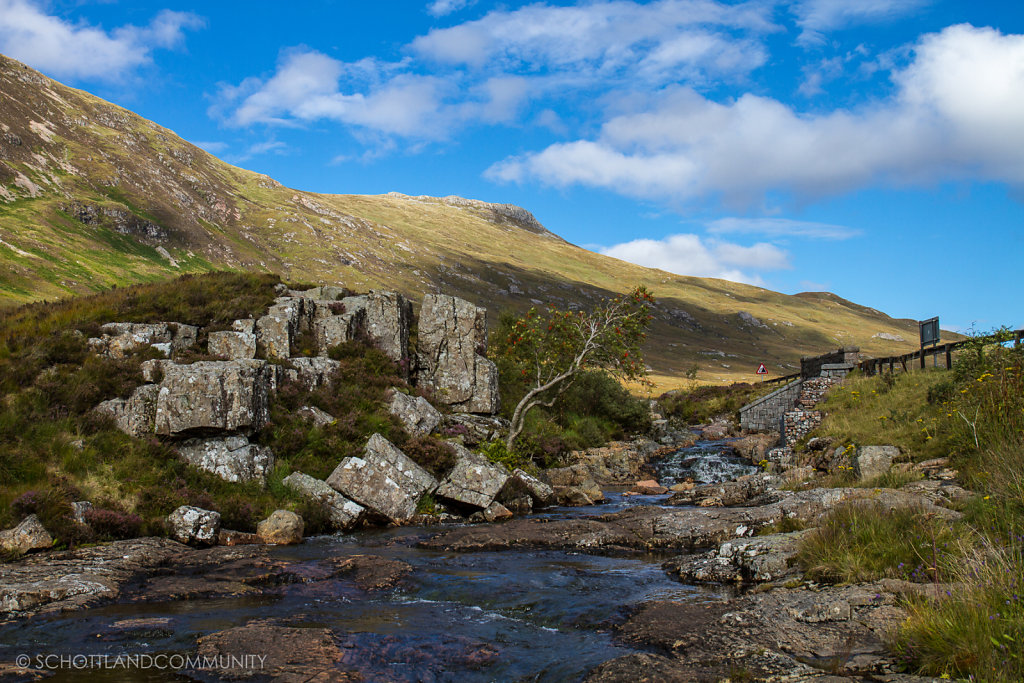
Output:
top-left (493, 286), bottom-right (654, 453)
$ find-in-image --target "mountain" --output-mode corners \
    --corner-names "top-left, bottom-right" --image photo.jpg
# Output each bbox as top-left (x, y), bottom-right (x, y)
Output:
top-left (0, 53), bottom-right (927, 389)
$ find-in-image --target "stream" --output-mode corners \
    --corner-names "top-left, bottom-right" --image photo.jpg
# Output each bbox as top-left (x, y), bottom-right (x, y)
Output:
top-left (0, 440), bottom-right (752, 682)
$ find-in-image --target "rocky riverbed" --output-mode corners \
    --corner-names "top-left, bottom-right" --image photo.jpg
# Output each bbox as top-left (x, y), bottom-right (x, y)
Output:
top-left (0, 436), bottom-right (957, 682)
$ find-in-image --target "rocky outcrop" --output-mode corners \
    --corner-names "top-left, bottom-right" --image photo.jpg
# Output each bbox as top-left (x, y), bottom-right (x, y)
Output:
top-left (314, 306), bottom-right (364, 353)
top-left (542, 463), bottom-right (604, 505)
top-left (196, 623), bottom-right (351, 681)
top-left (417, 294), bottom-right (499, 414)
top-left (668, 473), bottom-right (780, 507)
top-left (662, 530), bottom-right (807, 584)
top-left (94, 383), bottom-right (159, 437)
top-left (279, 357), bottom-right (340, 390)
top-left (507, 468), bottom-right (556, 508)
top-left (565, 439), bottom-right (660, 485)
top-left (87, 322), bottom-right (197, 359)
top-left (342, 292), bottom-right (412, 366)
top-left (176, 435), bottom-right (274, 483)
top-left (440, 413), bottom-right (508, 446)
top-left (589, 580), bottom-right (924, 682)
top-left (154, 360), bottom-right (272, 436)
top-left (326, 434), bottom-right (437, 523)
top-left (388, 390), bottom-right (442, 436)
top-left (0, 515), bottom-right (53, 555)
top-left (282, 472), bottom-right (364, 530)
top-left (166, 506), bottom-right (221, 546)
top-left (295, 405), bottom-right (335, 428)
top-left (256, 510), bottom-right (304, 545)
top-left (435, 445), bottom-right (509, 509)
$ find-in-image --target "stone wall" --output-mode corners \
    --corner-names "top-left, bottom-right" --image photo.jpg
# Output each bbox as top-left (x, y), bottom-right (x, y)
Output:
top-left (800, 347), bottom-right (859, 379)
top-left (782, 409), bottom-right (823, 448)
top-left (739, 379), bottom-right (803, 432)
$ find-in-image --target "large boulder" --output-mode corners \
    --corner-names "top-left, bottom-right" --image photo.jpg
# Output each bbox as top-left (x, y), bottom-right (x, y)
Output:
top-left (853, 446), bottom-right (898, 481)
top-left (0, 515), bottom-right (53, 555)
top-left (257, 510), bottom-right (304, 545)
top-left (542, 464), bottom-right (604, 504)
top-left (256, 298), bottom-right (303, 359)
top-left (154, 360), bottom-right (272, 436)
top-left (416, 294), bottom-right (499, 414)
top-left (326, 434), bottom-right (437, 523)
top-left (440, 413), bottom-right (509, 446)
top-left (176, 435), bottom-right (274, 483)
top-left (314, 308), bottom-right (365, 355)
top-left (388, 391), bottom-right (442, 436)
top-left (208, 330), bottom-right (256, 359)
top-left (166, 506), bottom-right (221, 546)
top-left (94, 383), bottom-right (159, 437)
top-left (508, 468), bottom-right (556, 507)
top-left (282, 472), bottom-right (364, 530)
top-left (435, 445), bottom-right (509, 509)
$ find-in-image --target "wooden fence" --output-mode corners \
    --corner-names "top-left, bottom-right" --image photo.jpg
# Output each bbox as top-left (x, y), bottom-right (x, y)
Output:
top-left (857, 328), bottom-right (1024, 376)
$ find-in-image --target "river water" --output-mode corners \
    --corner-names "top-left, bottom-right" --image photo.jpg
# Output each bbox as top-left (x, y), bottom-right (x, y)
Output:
top-left (0, 440), bottom-right (751, 682)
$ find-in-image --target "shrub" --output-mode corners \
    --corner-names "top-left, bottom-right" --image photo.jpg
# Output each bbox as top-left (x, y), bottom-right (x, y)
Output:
top-left (83, 508), bottom-right (143, 540)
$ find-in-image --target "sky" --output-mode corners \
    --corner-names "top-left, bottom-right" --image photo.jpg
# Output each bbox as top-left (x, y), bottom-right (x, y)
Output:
top-left (1, 0), bottom-right (1022, 334)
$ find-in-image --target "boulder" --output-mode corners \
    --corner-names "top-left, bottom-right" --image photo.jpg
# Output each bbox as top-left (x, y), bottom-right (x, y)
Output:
top-left (416, 294), bottom-right (499, 414)
top-left (388, 391), bottom-right (442, 436)
top-left (441, 413), bottom-right (509, 446)
top-left (296, 405), bottom-right (335, 428)
top-left (166, 506), bottom-right (220, 546)
top-left (668, 475), bottom-right (778, 507)
top-left (0, 515), bottom-right (53, 555)
top-left (233, 319), bottom-right (257, 334)
top-left (663, 530), bottom-right (808, 584)
top-left (282, 472), bottom-right (364, 530)
top-left (256, 510), bottom-right (304, 545)
top-left (256, 299), bottom-right (300, 359)
top-left (631, 479), bottom-right (669, 495)
top-left (554, 486), bottom-right (597, 506)
top-left (543, 464), bottom-right (604, 503)
top-left (154, 360), bottom-right (272, 436)
top-left (853, 446), bottom-right (898, 481)
top-left (509, 468), bottom-right (556, 507)
top-left (94, 383), bottom-right (159, 437)
top-left (435, 445), bottom-right (509, 509)
top-left (176, 435), bottom-right (274, 483)
top-left (326, 434), bottom-right (437, 523)
top-left (470, 501), bottom-right (514, 523)
top-left (208, 330), bottom-right (256, 359)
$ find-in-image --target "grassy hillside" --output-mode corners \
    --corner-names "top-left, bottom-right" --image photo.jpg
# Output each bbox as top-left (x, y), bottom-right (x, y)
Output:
top-left (0, 53), bottom-right (933, 388)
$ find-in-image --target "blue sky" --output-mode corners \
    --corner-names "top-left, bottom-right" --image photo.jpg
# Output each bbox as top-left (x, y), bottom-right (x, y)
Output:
top-left (1, 0), bottom-right (1022, 334)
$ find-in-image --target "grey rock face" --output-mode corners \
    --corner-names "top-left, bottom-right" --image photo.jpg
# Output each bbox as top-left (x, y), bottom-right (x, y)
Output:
top-left (388, 391), bottom-right (442, 436)
top-left (543, 464), bottom-right (604, 504)
top-left (854, 446), bottom-right (898, 480)
top-left (326, 434), bottom-right (437, 523)
top-left (339, 292), bottom-right (412, 368)
top-left (256, 298), bottom-right (302, 359)
top-left (441, 413), bottom-right (509, 446)
top-left (94, 383), bottom-right (159, 437)
top-left (154, 360), bottom-right (272, 436)
top-left (257, 510), bottom-right (304, 545)
top-left (176, 435), bottom-right (274, 483)
top-left (314, 309), bottom-right (364, 355)
top-left (166, 506), bottom-right (221, 546)
top-left (0, 515), bottom-right (53, 555)
top-left (663, 530), bottom-right (807, 584)
top-left (282, 472), bottom-right (364, 530)
top-left (417, 294), bottom-right (499, 414)
top-left (279, 357), bottom-right (340, 390)
top-left (208, 330), bottom-right (256, 359)
top-left (435, 445), bottom-right (509, 509)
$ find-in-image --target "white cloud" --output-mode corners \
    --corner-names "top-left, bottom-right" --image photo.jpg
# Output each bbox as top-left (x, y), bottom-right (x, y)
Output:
top-left (427, 0), bottom-right (475, 17)
top-left (0, 0), bottom-right (202, 81)
top-left (707, 217), bottom-right (861, 240)
top-left (598, 234), bottom-right (790, 284)
top-left (412, 0), bottom-right (775, 80)
top-left (489, 24), bottom-right (1024, 206)
top-left (791, 0), bottom-right (930, 45)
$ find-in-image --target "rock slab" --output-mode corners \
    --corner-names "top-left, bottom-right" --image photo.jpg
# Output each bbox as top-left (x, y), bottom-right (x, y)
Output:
top-left (282, 472), bottom-right (364, 530)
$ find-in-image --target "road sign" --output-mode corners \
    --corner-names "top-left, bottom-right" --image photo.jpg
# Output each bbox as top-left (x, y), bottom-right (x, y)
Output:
top-left (919, 317), bottom-right (940, 347)
top-left (756, 363), bottom-right (768, 375)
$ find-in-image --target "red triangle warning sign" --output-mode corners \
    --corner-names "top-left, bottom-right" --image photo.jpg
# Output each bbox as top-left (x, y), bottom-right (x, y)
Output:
top-left (756, 363), bottom-right (768, 375)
